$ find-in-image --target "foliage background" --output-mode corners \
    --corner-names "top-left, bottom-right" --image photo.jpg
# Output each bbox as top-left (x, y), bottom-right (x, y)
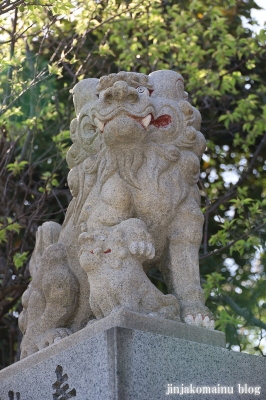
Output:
top-left (0, 0), bottom-right (266, 368)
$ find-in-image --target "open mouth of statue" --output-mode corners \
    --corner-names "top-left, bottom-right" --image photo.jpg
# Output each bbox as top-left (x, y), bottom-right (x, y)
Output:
top-left (94, 113), bottom-right (172, 132)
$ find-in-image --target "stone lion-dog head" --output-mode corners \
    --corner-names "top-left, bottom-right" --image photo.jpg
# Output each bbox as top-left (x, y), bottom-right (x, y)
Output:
top-left (67, 70), bottom-right (206, 190)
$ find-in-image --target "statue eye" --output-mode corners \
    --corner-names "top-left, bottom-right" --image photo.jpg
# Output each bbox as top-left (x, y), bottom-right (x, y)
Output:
top-left (137, 86), bottom-right (150, 95)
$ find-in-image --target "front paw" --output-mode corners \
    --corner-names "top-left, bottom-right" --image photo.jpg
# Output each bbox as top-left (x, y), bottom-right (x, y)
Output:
top-left (184, 314), bottom-right (215, 330)
top-left (182, 305), bottom-right (215, 330)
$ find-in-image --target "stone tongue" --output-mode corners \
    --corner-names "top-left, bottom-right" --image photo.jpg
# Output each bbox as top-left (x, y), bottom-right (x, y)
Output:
top-left (151, 114), bottom-right (171, 128)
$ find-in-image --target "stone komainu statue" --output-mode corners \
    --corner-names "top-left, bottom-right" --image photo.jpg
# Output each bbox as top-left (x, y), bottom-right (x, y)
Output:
top-left (19, 70), bottom-right (214, 359)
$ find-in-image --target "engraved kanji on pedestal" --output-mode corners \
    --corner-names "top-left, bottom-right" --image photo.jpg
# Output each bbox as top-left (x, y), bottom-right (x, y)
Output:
top-left (52, 365), bottom-right (76, 399)
top-left (8, 392), bottom-right (20, 400)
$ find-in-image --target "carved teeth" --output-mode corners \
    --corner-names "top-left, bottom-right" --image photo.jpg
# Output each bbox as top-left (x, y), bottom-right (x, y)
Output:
top-left (141, 114), bottom-right (152, 129)
top-left (94, 117), bottom-right (104, 132)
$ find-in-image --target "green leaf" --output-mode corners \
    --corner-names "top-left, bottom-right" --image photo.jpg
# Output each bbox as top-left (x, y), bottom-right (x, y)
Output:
top-left (6, 160), bottom-right (28, 176)
top-left (203, 272), bottom-right (225, 300)
top-left (13, 252), bottom-right (29, 269)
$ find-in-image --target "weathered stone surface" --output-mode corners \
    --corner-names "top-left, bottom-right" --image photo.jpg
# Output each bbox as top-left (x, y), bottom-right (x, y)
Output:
top-left (0, 315), bottom-right (265, 400)
top-left (19, 222), bottom-right (79, 359)
top-left (19, 70), bottom-right (215, 359)
top-left (79, 219), bottom-right (180, 321)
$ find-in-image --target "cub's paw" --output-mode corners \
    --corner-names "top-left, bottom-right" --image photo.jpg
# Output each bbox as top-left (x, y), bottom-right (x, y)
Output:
top-left (36, 327), bottom-right (73, 350)
top-left (128, 241), bottom-right (155, 259)
top-left (117, 218), bottom-right (155, 260)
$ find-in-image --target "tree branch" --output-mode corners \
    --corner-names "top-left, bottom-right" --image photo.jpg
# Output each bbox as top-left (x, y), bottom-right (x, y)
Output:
top-left (200, 220), bottom-right (266, 260)
top-left (220, 294), bottom-right (266, 331)
top-left (3, 6), bottom-right (17, 106)
top-left (204, 131), bottom-right (266, 216)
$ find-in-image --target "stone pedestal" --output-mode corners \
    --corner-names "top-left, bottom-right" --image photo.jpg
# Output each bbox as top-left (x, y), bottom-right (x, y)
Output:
top-left (0, 309), bottom-right (265, 399)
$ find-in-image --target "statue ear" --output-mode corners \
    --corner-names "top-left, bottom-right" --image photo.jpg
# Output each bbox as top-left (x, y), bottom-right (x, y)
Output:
top-left (149, 70), bottom-right (186, 100)
top-left (67, 78), bottom-right (103, 168)
top-left (72, 78), bottom-right (99, 115)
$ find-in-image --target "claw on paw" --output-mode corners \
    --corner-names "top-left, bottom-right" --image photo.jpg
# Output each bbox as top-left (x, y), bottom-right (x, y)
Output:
top-left (129, 241), bottom-right (138, 254)
top-left (194, 314), bottom-right (202, 325)
top-left (129, 241), bottom-right (155, 259)
top-left (185, 314), bottom-right (215, 330)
